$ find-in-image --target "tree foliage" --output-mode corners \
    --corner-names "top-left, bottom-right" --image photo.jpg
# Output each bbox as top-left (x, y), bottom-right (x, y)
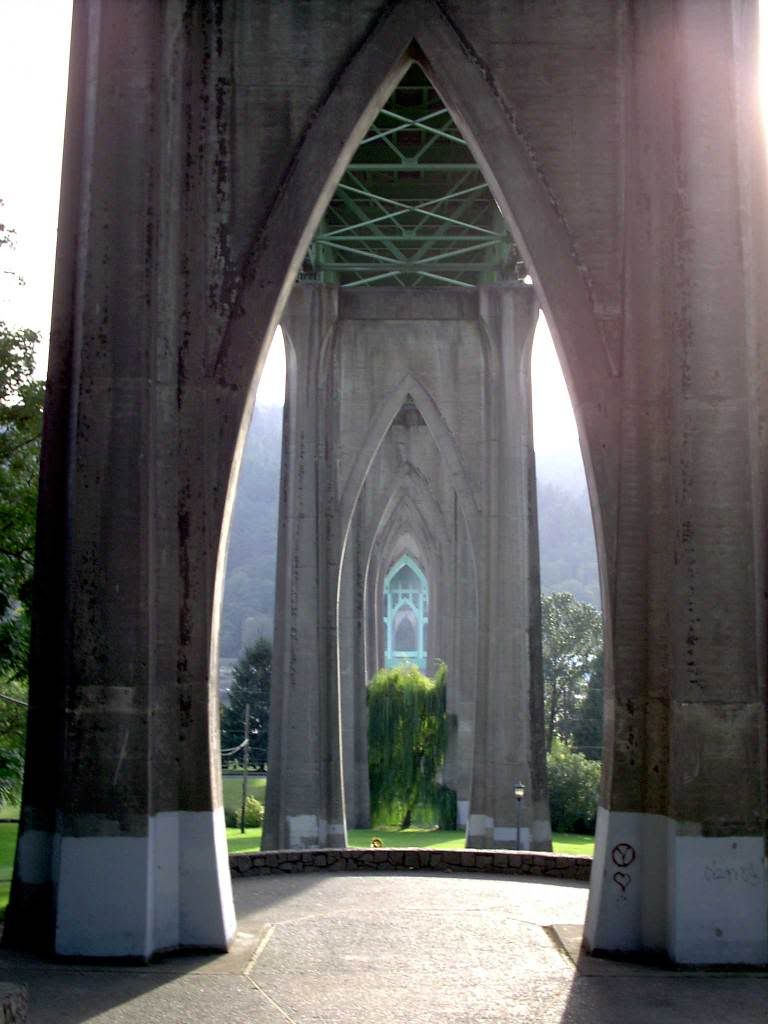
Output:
top-left (572, 652), bottom-right (604, 761)
top-left (542, 591), bottom-right (603, 752)
top-left (367, 661), bottom-right (454, 829)
top-left (221, 637), bottom-right (272, 767)
top-left (0, 209), bottom-right (44, 803)
top-left (546, 737), bottom-right (601, 834)
top-left (224, 795), bottom-right (265, 829)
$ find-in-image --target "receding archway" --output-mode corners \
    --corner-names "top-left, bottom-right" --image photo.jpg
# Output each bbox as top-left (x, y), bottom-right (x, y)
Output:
top-left (15, 0), bottom-right (762, 968)
top-left (225, 11), bottom-right (602, 865)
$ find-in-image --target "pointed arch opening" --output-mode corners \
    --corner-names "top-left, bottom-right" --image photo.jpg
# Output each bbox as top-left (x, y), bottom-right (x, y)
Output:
top-left (383, 554), bottom-right (430, 671)
top-left (212, 0), bottom-right (609, 874)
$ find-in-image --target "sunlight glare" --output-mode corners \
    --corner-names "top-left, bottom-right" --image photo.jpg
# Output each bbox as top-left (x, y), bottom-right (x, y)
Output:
top-left (255, 327), bottom-right (287, 406)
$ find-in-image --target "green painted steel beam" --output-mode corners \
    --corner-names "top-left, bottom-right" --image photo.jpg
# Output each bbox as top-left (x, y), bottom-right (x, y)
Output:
top-left (315, 234), bottom-right (507, 242)
top-left (304, 64), bottom-right (523, 288)
top-left (345, 163), bottom-right (479, 172)
top-left (376, 108), bottom-right (465, 145)
top-left (312, 262), bottom-right (503, 272)
top-left (343, 269), bottom-right (475, 288)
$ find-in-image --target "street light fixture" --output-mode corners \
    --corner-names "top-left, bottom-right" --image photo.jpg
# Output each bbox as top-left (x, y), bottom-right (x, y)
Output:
top-left (514, 781), bottom-right (525, 850)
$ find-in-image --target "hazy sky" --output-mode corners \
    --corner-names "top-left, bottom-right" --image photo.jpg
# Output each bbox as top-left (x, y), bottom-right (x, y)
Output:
top-left (0, 1), bottom-right (71, 345)
top-left (258, 318), bottom-right (581, 471)
top-left (16, 2), bottom-right (766, 469)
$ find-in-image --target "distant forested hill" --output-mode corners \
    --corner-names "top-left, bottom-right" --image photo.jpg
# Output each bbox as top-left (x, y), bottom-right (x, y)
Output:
top-left (536, 479), bottom-right (600, 607)
top-left (219, 405), bottom-right (283, 658)
top-left (220, 409), bottom-right (600, 659)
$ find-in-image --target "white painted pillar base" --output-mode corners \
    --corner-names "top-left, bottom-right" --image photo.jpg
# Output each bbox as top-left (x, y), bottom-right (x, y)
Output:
top-left (53, 809), bottom-right (236, 960)
top-left (457, 800), bottom-right (469, 828)
top-left (286, 815), bottom-right (347, 849)
top-left (466, 814), bottom-right (531, 850)
top-left (584, 806), bottom-right (768, 965)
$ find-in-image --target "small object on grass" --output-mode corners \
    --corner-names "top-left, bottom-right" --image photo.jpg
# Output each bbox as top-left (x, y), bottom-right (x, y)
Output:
top-left (370, 836), bottom-right (383, 848)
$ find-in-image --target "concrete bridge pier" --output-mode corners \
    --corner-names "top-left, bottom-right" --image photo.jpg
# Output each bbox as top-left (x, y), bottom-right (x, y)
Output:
top-left (583, 1), bottom-right (768, 964)
top-left (266, 283), bottom-right (550, 850)
top-left (262, 286), bottom-right (347, 851)
top-left (465, 285), bottom-right (551, 851)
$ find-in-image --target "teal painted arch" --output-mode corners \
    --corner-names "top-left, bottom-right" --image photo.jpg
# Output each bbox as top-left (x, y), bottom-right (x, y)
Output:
top-left (383, 555), bottom-right (429, 671)
top-left (383, 554), bottom-right (429, 672)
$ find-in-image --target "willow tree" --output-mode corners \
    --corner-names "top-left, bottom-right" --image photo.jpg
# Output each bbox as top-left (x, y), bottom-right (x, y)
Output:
top-left (367, 662), bottom-right (454, 829)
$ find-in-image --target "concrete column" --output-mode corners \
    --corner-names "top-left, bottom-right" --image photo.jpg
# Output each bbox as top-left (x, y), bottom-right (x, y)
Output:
top-left (584, 1), bottom-right (768, 964)
top-left (262, 286), bottom-right (347, 849)
top-left (7, 1), bottom-right (236, 959)
top-left (465, 284), bottom-right (550, 850)
top-left (446, 501), bottom-right (478, 827)
top-left (270, 285), bottom-right (550, 843)
top-left (338, 508), bottom-right (370, 829)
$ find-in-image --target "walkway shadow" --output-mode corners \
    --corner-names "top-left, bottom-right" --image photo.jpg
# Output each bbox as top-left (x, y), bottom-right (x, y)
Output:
top-left (556, 931), bottom-right (768, 1024)
top-left (0, 872), bottom-right (329, 1024)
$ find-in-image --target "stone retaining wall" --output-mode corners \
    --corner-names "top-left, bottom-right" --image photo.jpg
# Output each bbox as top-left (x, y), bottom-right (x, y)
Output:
top-left (230, 848), bottom-right (592, 882)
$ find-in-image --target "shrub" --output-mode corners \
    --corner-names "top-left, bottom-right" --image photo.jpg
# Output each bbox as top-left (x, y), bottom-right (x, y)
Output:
top-left (547, 738), bottom-right (601, 834)
top-left (224, 796), bottom-right (265, 829)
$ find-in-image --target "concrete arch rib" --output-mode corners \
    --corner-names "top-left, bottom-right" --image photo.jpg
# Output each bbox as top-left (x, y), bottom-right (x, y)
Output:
top-left (214, 0), bottom-right (607, 398)
top-left (339, 375), bottom-right (479, 553)
top-left (212, 0), bottom-right (612, 644)
top-left (368, 490), bottom-right (448, 676)
top-left (366, 462), bottom-right (452, 574)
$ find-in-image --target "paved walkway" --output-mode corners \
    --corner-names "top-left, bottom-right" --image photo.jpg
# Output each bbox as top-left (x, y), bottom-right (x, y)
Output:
top-left (1, 872), bottom-right (766, 1022)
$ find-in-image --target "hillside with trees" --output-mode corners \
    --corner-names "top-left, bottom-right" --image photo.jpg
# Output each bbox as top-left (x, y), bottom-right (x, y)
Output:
top-left (219, 406), bottom-right (283, 658)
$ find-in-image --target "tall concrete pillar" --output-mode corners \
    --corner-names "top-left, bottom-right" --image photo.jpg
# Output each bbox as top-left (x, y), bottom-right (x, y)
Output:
top-left (464, 285), bottom-right (550, 850)
top-left (338, 509), bottom-right (370, 829)
top-left (262, 286), bottom-right (347, 849)
top-left (6, 1), bottom-right (237, 958)
top-left (584, 2), bottom-right (768, 964)
top-left (269, 283), bottom-right (549, 848)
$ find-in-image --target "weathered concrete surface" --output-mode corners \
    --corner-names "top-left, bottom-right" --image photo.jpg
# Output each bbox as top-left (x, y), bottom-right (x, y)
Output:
top-left (10, 0), bottom-right (767, 964)
top-left (1, 874), bottom-right (766, 1024)
top-left (261, 287), bottom-right (346, 852)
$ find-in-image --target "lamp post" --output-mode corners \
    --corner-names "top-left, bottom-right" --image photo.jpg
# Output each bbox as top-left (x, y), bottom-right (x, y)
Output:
top-left (514, 781), bottom-right (525, 850)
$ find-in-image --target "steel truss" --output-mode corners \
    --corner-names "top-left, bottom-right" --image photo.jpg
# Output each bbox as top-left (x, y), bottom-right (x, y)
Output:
top-left (302, 65), bottom-right (523, 288)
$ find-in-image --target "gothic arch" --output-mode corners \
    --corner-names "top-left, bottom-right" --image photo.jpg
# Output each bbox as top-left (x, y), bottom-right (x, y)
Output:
top-left (365, 461), bottom-right (452, 570)
top-left (210, 9), bottom-right (616, 852)
top-left (211, 0), bottom-right (613, 605)
top-left (367, 489), bottom-right (445, 678)
top-left (339, 374), bottom-right (479, 556)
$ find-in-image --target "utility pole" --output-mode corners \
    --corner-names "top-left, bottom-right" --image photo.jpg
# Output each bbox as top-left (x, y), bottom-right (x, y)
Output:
top-left (240, 703), bottom-right (250, 834)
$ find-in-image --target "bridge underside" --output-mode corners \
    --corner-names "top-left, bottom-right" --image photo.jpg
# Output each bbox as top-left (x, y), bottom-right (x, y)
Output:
top-left (5, 0), bottom-right (767, 966)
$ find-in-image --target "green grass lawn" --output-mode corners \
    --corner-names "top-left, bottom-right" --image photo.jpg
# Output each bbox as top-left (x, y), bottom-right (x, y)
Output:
top-left (349, 827), bottom-right (464, 849)
top-left (0, 823), bottom-right (18, 879)
top-left (225, 825), bottom-right (594, 857)
top-left (0, 822), bottom-right (18, 921)
top-left (226, 827), bottom-right (265, 854)
top-left (551, 832), bottom-right (595, 856)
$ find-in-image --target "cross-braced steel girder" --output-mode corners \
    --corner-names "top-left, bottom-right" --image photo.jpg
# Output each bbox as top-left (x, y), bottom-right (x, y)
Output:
top-left (300, 64), bottom-right (524, 288)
